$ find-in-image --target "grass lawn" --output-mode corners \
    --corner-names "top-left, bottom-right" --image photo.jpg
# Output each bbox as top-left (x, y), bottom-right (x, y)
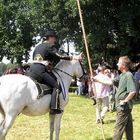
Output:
top-left (6, 93), bottom-right (140, 140)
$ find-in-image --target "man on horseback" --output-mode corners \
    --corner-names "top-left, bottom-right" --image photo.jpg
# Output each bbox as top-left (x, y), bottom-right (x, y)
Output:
top-left (27, 30), bottom-right (82, 114)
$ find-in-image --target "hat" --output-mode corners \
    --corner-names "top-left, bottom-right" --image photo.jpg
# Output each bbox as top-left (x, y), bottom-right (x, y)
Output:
top-left (44, 30), bottom-right (58, 38)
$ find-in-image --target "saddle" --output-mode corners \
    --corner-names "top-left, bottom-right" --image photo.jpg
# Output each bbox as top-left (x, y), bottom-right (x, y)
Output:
top-left (35, 81), bottom-right (53, 99)
top-left (26, 70), bottom-right (62, 99)
top-left (30, 77), bottom-right (62, 99)
top-left (25, 71), bottom-right (56, 99)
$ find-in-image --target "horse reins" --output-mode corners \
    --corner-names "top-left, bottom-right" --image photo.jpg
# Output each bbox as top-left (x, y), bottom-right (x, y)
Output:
top-left (53, 68), bottom-right (73, 78)
top-left (53, 61), bottom-right (85, 79)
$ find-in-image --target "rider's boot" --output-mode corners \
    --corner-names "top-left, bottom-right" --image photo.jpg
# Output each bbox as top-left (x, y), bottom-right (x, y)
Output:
top-left (50, 88), bottom-right (63, 114)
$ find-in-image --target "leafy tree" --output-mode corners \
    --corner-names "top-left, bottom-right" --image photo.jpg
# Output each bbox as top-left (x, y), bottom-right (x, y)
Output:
top-left (0, 0), bottom-right (34, 64)
top-left (0, 0), bottom-right (140, 66)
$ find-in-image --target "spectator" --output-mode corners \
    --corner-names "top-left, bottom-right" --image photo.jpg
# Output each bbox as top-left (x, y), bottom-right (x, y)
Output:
top-left (111, 69), bottom-right (119, 80)
top-left (16, 67), bottom-right (24, 74)
top-left (134, 67), bottom-right (140, 99)
top-left (76, 78), bottom-right (84, 95)
top-left (4, 68), bottom-right (17, 74)
top-left (87, 71), bottom-right (96, 97)
top-left (93, 66), bottom-right (112, 123)
top-left (4, 66), bottom-right (24, 75)
top-left (104, 69), bottom-right (117, 111)
top-left (88, 77), bottom-right (93, 97)
top-left (83, 78), bottom-right (88, 95)
top-left (112, 56), bottom-right (136, 140)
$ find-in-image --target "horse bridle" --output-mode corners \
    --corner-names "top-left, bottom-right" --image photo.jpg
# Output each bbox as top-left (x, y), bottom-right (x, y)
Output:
top-left (78, 60), bottom-right (86, 79)
top-left (53, 61), bottom-right (85, 100)
top-left (53, 60), bottom-right (86, 79)
top-left (53, 67), bottom-right (73, 78)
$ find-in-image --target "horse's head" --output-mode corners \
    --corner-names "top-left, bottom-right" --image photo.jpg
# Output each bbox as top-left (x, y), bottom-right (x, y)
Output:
top-left (55, 59), bottom-right (85, 79)
top-left (72, 60), bottom-right (85, 79)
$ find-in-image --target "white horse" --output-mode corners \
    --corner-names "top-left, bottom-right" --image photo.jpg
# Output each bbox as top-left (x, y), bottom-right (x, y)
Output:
top-left (0, 60), bottom-right (84, 140)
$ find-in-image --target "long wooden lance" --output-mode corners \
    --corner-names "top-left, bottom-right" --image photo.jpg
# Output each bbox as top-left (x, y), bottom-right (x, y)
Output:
top-left (76, 0), bottom-right (105, 140)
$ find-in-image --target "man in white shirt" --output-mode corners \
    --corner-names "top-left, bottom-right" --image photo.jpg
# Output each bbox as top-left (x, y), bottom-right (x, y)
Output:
top-left (94, 66), bottom-right (112, 123)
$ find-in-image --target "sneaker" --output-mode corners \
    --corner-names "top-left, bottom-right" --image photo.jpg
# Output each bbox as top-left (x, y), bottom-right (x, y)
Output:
top-left (96, 119), bottom-right (100, 124)
top-left (93, 100), bottom-right (96, 105)
top-left (90, 96), bottom-right (96, 105)
top-left (96, 119), bottom-right (104, 124)
top-left (101, 119), bottom-right (104, 124)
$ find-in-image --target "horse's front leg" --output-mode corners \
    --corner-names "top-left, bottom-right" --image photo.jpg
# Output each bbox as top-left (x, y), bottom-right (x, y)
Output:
top-left (55, 113), bottom-right (63, 140)
top-left (49, 113), bottom-right (55, 140)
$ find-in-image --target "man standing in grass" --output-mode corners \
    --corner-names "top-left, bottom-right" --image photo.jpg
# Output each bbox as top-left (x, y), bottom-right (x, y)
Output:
top-left (112, 56), bottom-right (136, 140)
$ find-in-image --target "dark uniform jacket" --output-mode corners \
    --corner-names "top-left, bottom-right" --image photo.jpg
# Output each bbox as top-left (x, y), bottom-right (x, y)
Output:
top-left (33, 42), bottom-right (72, 65)
top-left (27, 42), bottom-right (72, 84)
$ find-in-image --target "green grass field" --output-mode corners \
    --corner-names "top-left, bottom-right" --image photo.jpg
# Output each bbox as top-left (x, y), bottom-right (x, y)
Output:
top-left (6, 94), bottom-right (140, 140)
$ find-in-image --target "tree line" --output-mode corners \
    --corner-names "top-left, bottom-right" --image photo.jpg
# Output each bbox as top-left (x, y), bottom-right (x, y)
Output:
top-left (0, 0), bottom-right (140, 67)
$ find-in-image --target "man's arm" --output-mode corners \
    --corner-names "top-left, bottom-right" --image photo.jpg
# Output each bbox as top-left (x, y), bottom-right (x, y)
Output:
top-left (120, 91), bottom-right (136, 105)
top-left (93, 76), bottom-right (113, 85)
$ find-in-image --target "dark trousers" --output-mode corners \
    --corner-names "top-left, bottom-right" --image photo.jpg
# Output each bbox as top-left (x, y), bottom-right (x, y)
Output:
top-left (27, 63), bottom-right (59, 109)
top-left (112, 109), bottom-right (133, 140)
top-left (28, 63), bottom-right (58, 88)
